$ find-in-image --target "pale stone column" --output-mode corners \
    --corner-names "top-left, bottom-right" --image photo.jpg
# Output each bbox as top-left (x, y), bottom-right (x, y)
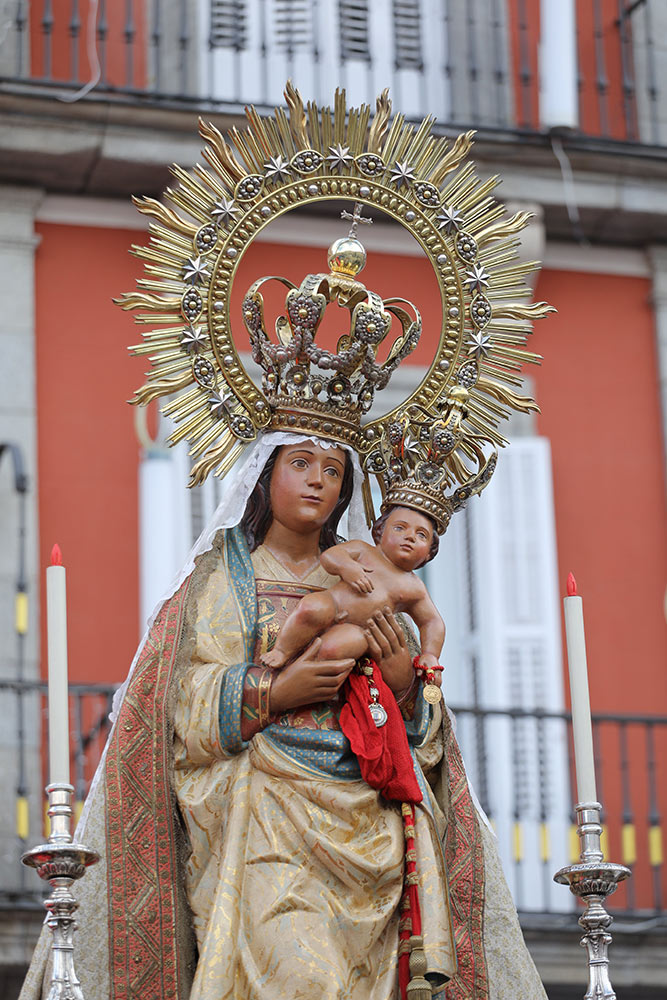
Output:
top-left (0, 185), bottom-right (44, 899)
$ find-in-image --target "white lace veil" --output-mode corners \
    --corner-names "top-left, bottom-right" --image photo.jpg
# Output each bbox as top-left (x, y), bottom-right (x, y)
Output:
top-left (77, 432), bottom-right (368, 835)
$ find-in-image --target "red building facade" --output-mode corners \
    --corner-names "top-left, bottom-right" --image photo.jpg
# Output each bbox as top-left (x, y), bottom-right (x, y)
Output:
top-left (1, 1), bottom-right (666, 995)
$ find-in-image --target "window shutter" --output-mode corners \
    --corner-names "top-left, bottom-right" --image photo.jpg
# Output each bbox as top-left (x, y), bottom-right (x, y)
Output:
top-left (138, 440), bottom-right (192, 632)
top-left (339, 0), bottom-right (371, 63)
top-left (274, 0), bottom-right (312, 53)
top-left (209, 0), bottom-right (248, 51)
top-left (393, 0), bottom-right (424, 71)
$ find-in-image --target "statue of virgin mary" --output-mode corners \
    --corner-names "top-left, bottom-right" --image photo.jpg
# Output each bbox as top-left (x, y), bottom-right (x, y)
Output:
top-left (21, 84), bottom-right (554, 1000)
top-left (21, 430), bottom-right (547, 1000)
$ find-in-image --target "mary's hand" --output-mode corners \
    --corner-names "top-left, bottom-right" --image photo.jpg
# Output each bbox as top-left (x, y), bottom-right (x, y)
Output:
top-left (364, 609), bottom-right (414, 694)
top-left (269, 639), bottom-right (355, 712)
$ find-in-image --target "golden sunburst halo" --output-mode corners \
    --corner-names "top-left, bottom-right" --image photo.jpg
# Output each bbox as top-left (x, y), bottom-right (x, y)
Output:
top-left (117, 81), bottom-right (554, 505)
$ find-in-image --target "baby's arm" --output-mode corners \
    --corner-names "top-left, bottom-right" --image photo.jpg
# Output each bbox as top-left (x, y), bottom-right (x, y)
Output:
top-left (408, 583), bottom-right (445, 669)
top-left (319, 541), bottom-right (375, 594)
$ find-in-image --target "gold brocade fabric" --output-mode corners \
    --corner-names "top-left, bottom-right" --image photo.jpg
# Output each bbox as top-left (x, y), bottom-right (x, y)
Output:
top-left (19, 530), bottom-right (548, 1000)
top-left (173, 544), bottom-right (455, 999)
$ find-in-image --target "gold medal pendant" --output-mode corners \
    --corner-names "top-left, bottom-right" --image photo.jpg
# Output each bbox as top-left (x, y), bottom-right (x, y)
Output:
top-left (422, 667), bottom-right (443, 704)
top-left (423, 683), bottom-right (442, 705)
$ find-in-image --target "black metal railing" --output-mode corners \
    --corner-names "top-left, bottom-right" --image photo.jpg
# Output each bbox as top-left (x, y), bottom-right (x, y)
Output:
top-left (451, 705), bottom-right (667, 916)
top-left (0, 678), bottom-right (664, 919)
top-left (0, 0), bottom-right (664, 147)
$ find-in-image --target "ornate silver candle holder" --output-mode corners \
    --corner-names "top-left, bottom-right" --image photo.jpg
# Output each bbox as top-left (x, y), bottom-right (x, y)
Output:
top-left (22, 782), bottom-right (99, 1000)
top-left (554, 801), bottom-right (631, 1000)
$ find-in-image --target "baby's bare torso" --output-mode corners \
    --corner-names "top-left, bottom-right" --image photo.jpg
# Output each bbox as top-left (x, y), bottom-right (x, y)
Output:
top-left (328, 543), bottom-right (422, 625)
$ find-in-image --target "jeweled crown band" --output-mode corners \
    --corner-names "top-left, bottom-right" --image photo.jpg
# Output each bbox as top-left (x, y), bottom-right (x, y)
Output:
top-left (381, 483), bottom-right (452, 535)
top-left (269, 403), bottom-right (363, 450)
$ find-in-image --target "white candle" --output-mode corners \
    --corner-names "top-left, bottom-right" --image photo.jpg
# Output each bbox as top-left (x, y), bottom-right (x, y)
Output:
top-left (46, 544), bottom-right (70, 785)
top-left (563, 572), bottom-right (597, 804)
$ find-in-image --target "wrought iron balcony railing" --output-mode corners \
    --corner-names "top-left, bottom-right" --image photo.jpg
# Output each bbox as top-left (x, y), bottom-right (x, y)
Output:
top-left (0, 0), bottom-right (664, 148)
top-left (452, 704), bottom-right (667, 916)
top-left (0, 678), bottom-right (664, 920)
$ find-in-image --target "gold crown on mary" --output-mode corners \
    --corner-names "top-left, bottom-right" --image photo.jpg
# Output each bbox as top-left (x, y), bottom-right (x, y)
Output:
top-left (119, 82), bottom-right (554, 532)
top-left (241, 217), bottom-right (421, 449)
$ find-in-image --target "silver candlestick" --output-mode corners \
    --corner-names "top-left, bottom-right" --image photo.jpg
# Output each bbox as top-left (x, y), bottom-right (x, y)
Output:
top-left (554, 801), bottom-right (631, 1000)
top-left (22, 782), bottom-right (99, 1000)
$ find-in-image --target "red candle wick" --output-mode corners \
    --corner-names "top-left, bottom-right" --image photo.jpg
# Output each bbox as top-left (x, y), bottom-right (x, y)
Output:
top-left (50, 543), bottom-right (63, 566)
top-left (566, 571), bottom-right (577, 597)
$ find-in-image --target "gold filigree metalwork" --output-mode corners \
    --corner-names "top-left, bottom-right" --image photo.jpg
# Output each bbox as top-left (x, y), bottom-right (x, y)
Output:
top-left (119, 82), bottom-right (554, 524)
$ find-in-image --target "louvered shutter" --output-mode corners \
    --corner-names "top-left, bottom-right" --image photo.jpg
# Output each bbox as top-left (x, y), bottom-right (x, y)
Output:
top-left (138, 438), bottom-right (193, 632)
top-left (339, 0), bottom-right (372, 63)
top-left (274, 0), bottom-right (312, 54)
top-left (203, 0), bottom-right (453, 118)
top-left (393, 0), bottom-right (424, 71)
top-left (209, 0), bottom-right (248, 51)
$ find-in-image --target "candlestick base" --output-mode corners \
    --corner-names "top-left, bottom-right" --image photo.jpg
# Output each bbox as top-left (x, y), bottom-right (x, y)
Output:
top-left (21, 783), bottom-right (99, 1000)
top-left (553, 802), bottom-right (631, 1000)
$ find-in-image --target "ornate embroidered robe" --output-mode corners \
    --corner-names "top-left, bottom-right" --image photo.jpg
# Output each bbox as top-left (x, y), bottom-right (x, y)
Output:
top-left (20, 527), bottom-right (547, 1000)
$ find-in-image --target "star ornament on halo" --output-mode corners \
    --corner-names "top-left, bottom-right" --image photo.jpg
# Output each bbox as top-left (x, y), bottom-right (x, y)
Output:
top-left (180, 325), bottom-right (208, 354)
top-left (182, 256), bottom-right (211, 285)
top-left (464, 263), bottom-right (490, 294)
top-left (401, 428), bottom-right (422, 463)
top-left (436, 205), bottom-right (462, 233)
top-left (264, 154), bottom-right (292, 183)
top-left (468, 331), bottom-right (492, 358)
top-left (211, 197), bottom-right (239, 227)
top-left (389, 161), bottom-right (415, 188)
top-left (326, 143), bottom-right (354, 172)
top-left (208, 390), bottom-right (229, 420)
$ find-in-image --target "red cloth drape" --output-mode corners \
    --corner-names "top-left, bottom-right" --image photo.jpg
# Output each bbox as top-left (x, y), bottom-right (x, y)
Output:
top-left (339, 661), bottom-right (422, 803)
top-left (339, 663), bottom-right (424, 999)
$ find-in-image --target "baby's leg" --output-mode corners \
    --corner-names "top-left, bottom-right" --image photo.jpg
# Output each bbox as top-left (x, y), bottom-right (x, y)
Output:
top-left (262, 590), bottom-right (338, 668)
top-left (317, 622), bottom-right (368, 663)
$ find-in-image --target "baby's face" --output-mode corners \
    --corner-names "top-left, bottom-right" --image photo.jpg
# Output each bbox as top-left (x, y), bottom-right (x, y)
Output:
top-left (378, 507), bottom-right (434, 571)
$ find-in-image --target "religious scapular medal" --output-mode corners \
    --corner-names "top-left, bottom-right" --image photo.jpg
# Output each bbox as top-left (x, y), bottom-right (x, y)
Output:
top-left (368, 683), bottom-right (388, 727)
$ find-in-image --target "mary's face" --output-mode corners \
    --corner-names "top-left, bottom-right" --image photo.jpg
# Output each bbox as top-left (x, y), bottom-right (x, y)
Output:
top-left (269, 442), bottom-right (346, 534)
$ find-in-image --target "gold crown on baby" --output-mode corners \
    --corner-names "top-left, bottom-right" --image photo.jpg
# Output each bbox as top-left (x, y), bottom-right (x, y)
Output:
top-left (241, 233), bottom-right (421, 450)
top-left (370, 387), bottom-right (497, 535)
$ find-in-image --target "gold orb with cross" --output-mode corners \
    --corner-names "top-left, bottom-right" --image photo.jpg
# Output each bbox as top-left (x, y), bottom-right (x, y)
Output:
top-left (327, 236), bottom-right (367, 277)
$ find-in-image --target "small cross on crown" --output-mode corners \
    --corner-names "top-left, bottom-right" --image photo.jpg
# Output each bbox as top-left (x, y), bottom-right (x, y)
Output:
top-left (340, 203), bottom-right (373, 238)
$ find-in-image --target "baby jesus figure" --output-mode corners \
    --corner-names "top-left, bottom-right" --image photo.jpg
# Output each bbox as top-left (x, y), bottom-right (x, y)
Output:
top-left (262, 505), bottom-right (445, 695)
